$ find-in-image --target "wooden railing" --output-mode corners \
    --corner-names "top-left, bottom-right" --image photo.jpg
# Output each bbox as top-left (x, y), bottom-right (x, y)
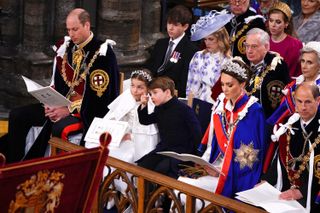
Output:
top-left (49, 137), bottom-right (267, 213)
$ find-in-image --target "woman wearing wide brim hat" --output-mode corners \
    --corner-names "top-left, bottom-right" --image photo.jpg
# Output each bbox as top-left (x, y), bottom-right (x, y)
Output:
top-left (186, 10), bottom-right (233, 105)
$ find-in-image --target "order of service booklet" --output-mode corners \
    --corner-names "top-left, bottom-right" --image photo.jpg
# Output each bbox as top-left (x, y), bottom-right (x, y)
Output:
top-left (157, 151), bottom-right (222, 175)
top-left (22, 75), bottom-right (71, 107)
top-left (84, 117), bottom-right (128, 148)
top-left (235, 182), bottom-right (307, 213)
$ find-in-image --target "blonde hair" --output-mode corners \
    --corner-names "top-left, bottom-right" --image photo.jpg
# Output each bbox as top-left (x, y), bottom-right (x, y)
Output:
top-left (203, 27), bottom-right (230, 56)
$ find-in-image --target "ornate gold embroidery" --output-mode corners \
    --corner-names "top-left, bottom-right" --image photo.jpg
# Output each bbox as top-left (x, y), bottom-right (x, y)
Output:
top-left (9, 170), bottom-right (65, 213)
top-left (266, 80), bottom-right (285, 108)
top-left (61, 49), bottom-right (100, 100)
top-left (68, 99), bottom-right (82, 113)
top-left (285, 133), bottom-right (320, 189)
top-left (246, 65), bottom-right (272, 96)
top-left (90, 69), bottom-right (109, 97)
top-left (230, 24), bottom-right (249, 44)
top-left (234, 142), bottom-right (259, 169)
top-left (72, 48), bottom-right (85, 78)
top-left (237, 36), bottom-right (246, 55)
top-left (314, 155), bottom-right (320, 184)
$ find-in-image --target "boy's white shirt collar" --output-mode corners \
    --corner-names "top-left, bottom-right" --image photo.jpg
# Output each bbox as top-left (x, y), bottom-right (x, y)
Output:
top-left (170, 32), bottom-right (185, 51)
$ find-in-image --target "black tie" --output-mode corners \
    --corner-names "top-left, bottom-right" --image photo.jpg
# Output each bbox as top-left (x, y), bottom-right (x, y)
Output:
top-left (230, 17), bottom-right (238, 54)
top-left (157, 41), bottom-right (174, 73)
top-left (251, 63), bottom-right (264, 75)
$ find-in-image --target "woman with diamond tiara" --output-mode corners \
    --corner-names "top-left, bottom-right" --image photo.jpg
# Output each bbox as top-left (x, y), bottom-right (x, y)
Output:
top-left (85, 69), bottom-right (159, 163)
top-left (177, 58), bottom-right (267, 209)
top-left (186, 10), bottom-right (232, 104)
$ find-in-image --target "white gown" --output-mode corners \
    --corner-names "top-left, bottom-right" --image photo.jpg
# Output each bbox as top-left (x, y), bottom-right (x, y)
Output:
top-left (85, 89), bottom-right (159, 209)
top-left (104, 89), bottom-right (159, 163)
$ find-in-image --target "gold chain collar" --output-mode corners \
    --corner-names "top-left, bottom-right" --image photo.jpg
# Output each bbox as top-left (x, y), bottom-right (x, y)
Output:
top-left (230, 23), bottom-right (249, 43)
top-left (246, 65), bottom-right (272, 96)
top-left (285, 132), bottom-right (320, 189)
top-left (61, 49), bottom-right (100, 98)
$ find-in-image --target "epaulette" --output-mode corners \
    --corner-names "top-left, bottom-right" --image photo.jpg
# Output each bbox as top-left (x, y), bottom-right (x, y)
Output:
top-left (244, 15), bottom-right (265, 24)
top-left (269, 51), bottom-right (283, 71)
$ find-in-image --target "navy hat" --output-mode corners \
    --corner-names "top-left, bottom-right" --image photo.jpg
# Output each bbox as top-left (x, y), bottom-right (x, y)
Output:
top-left (190, 10), bottom-right (234, 41)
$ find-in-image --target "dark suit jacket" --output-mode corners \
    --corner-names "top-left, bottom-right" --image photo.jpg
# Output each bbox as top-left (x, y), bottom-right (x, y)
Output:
top-left (137, 97), bottom-right (202, 155)
top-left (145, 35), bottom-right (198, 97)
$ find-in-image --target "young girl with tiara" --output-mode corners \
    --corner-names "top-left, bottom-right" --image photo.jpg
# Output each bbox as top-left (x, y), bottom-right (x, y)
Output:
top-left (85, 69), bottom-right (159, 163)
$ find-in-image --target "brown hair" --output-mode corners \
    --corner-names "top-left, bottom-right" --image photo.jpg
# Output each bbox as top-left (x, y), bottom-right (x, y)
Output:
top-left (167, 5), bottom-right (192, 26)
top-left (268, 9), bottom-right (295, 36)
top-left (78, 10), bottom-right (90, 25)
top-left (148, 77), bottom-right (175, 96)
top-left (295, 82), bottom-right (320, 99)
top-left (203, 27), bottom-right (230, 56)
top-left (68, 8), bottom-right (90, 26)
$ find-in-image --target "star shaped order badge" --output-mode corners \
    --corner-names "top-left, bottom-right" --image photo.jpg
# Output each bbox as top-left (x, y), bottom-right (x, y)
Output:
top-left (234, 141), bottom-right (259, 169)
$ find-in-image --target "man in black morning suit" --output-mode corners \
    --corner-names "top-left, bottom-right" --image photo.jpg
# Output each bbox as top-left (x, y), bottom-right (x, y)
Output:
top-left (145, 5), bottom-right (198, 98)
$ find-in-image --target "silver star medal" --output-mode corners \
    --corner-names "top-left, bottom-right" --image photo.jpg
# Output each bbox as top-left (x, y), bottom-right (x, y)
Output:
top-left (234, 141), bottom-right (259, 169)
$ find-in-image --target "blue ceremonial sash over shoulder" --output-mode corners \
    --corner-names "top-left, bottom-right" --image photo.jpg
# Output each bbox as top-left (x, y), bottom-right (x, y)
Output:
top-left (209, 95), bottom-right (266, 198)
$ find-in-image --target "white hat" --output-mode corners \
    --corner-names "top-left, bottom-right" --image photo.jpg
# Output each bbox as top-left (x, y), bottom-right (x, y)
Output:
top-left (304, 41), bottom-right (320, 55)
top-left (190, 10), bottom-right (234, 41)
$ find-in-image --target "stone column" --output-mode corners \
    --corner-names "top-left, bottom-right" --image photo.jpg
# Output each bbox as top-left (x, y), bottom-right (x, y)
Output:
top-left (141, 0), bottom-right (164, 48)
top-left (97, 0), bottom-right (142, 56)
top-left (53, 0), bottom-right (76, 41)
top-left (0, 0), bottom-right (20, 47)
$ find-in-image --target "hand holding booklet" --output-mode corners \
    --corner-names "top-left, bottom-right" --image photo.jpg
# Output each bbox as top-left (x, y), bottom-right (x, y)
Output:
top-left (157, 151), bottom-right (222, 175)
top-left (22, 75), bottom-right (71, 107)
top-left (235, 182), bottom-right (306, 213)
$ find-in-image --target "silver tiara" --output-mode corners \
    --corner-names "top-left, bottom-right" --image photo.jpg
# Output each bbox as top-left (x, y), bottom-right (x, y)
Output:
top-left (221, 59), bottom-right (248, 80)
top-left (131, 70), bottom-right (152, 82)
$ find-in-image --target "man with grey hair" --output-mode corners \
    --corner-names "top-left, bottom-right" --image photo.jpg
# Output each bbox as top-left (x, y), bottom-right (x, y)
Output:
top-left (225, 0), bottom-right (266, 59)
top-left (244, 28), bottom-right (290, 118)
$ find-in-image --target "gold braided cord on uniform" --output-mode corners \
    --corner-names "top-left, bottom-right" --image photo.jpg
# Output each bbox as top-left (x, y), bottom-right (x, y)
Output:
top-left (246, 65), bottom-right (272, 96)
top-left (72, 48), bottom-right (85, 82)
top-left (285, 133), bottom-right (320, 189)
top-left (61, 49), bottom-right (100, 98)
top-left (68, 99), bottom-right (82, 113)
top-left (230, 23), bottom-right (249, 43)
top-left (70, 36), bottom-right (93, 84)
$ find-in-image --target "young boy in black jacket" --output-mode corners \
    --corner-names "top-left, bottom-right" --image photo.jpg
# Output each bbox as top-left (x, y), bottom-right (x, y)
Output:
top-left (137, 76), bottom-right (202, 179)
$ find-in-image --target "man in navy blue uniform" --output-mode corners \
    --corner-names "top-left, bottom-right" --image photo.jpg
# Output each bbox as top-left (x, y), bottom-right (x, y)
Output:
top-left (1, 8), bottom-right (119, 163)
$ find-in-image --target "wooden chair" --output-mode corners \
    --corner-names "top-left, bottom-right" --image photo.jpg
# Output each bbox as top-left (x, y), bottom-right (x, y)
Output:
top-left (186, 92), bottom-right (213, 135)
top-left (119, 72), bottom-right (125, 95)
top-left (0, 132), bottom-right (111, 213)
